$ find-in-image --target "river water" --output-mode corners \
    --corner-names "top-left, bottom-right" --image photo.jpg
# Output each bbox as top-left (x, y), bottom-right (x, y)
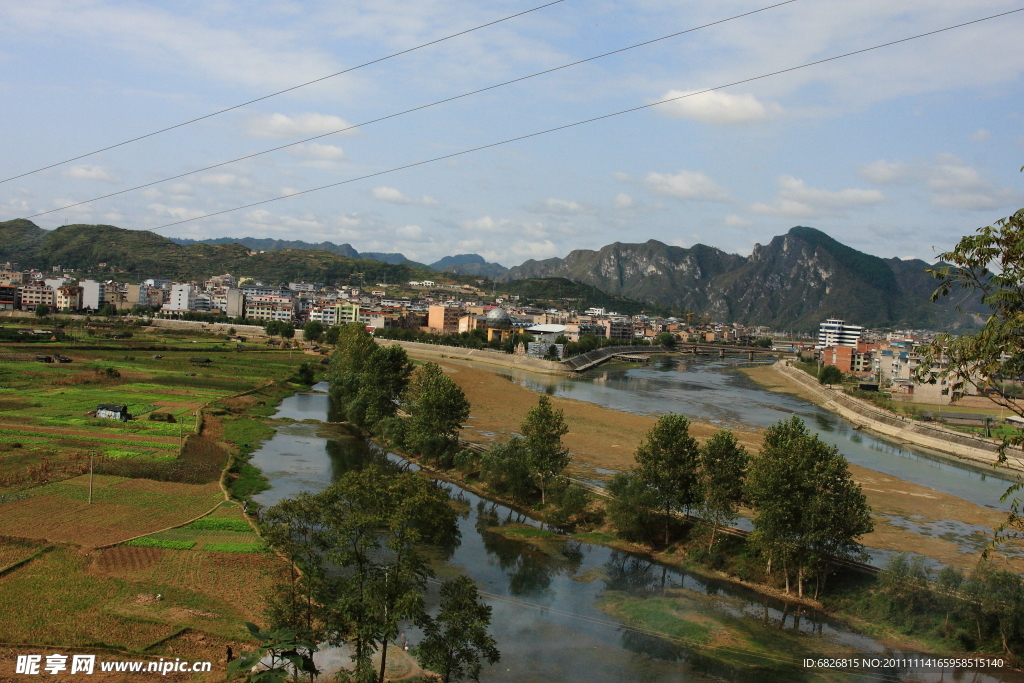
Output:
top-left (248, 384), bottom-right (1021, 683)
top-left (493, 356), bottom-right (1017, 512)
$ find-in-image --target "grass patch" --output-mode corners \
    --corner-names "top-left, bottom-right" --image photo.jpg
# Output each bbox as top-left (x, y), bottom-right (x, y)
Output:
top-left (202, 542), bottom-right (267, 553)
top-left (573, 531), bottom-right (617, 545)
top-left (611, 596), bottom-right (713, 644)
top-left (493, 526), bottom-right (562, 539)
top-left (185, 517), bottom-right (251, 532)
top-left (124, 538), bottom-right (196, 550)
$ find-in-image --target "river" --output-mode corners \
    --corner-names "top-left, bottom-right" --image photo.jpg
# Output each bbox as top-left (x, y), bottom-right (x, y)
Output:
top-left (494, 356), bottom-right (1017, 511)
top-left (248, 383), bottom-right (1021, 683)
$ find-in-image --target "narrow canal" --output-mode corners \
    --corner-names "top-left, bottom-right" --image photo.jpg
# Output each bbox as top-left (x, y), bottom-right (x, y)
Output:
top-left (248, 385), bottom-right (1020, 683)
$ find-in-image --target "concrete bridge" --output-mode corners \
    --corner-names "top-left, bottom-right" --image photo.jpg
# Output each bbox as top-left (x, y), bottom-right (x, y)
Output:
top-left (563, 344), bottom-right (779, 372)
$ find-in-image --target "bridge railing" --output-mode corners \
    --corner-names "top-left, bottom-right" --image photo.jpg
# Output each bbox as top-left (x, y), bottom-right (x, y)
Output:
top-left (564, 345), bottom-right (671, 370)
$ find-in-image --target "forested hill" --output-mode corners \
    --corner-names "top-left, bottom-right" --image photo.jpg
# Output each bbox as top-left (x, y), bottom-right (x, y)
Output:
top-left (500, 227), bottom-right (986, 331)
top-left (0, 220), bottom-right (433, 284)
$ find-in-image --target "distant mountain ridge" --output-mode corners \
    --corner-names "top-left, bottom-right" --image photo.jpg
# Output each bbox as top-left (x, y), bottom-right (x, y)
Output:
top-left (169, 236), bottom-right (505, 274)
top-left (429, 254), bottom-right (508, 278)
top-left (501, 227), bottom-right (985, 330)
top-left (0, 219), bottom-right (983, 330)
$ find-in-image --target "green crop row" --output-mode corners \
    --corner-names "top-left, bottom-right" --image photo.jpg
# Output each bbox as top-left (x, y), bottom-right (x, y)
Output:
top-left (201, 542), bottom-right (267, 553)
top-left (185, 518), bottom-right (251, 532)
top-left (124, 538), bottom-right (196, 550)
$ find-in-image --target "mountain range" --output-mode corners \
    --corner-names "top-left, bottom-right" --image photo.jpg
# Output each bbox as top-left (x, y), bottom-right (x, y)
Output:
top-left (500, 227), bottom-right (984, 330)
top-left (0, 219), bottom-right (983, 330)
top-left (170, 236), bottom-right (508, 275)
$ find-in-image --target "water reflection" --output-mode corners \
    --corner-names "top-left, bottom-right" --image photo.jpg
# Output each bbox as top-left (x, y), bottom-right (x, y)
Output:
top-left (246, 386), bottom-right (1024, 683)
top-left (488, 356), bottom-right (1017, 510)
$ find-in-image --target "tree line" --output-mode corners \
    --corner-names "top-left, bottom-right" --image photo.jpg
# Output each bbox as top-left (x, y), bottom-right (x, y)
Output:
top-left (607, 414), bottom-right (873, 600)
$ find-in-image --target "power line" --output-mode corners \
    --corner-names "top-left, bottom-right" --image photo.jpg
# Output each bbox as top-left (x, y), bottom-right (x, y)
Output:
top-left (137, 6), bottom-right (1024, 232)
top-left (0, 0), bottom-right (570, 186)
top-left (27, 0), bottom-right (799, 220)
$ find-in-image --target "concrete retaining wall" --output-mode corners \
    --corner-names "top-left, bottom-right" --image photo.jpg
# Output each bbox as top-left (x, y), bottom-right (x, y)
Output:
top-left (377, 339), bottom-right (569, 375)
top-left (774, 361), bottom-right (1024, 472)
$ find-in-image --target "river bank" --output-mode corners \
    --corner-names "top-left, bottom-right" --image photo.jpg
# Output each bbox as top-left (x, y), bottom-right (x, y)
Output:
top-left (412, 354), bottom-right (1024, 573)
top-left (747, 362), bottom-right (1024, 474)
top-left (245, 384), bottom-right (1024, 681)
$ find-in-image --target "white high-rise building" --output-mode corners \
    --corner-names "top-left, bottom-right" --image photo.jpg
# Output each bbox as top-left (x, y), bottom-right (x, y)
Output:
top-left (817, 319), bottom-right (862, 348)
top-left (80, 280), bottom-right (106, 310)
top-left (164, 284), bottom-right (196, 312)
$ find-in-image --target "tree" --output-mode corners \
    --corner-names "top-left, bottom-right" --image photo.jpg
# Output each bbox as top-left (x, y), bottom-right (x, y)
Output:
top-left (521, 395), bottom-right (570, 505)
top-left (227, 623), bottom-right (318, 683)
top-left (414, 577), bottom-right (500, 683)
top-left (913, 207), bottom-right (1024, 546)
top-left (330, 325), bottom-right (412, 430)
top-left (281, 323), bottom-right (295, 340)
top-left (319, 466), bottom-right (458, 683)
top-left (480, 437), bottom-right (535, 501)
top-left (818, 364), bottom-right (842, 387)
top-left (746, 416), bottom-right (872, 598)
top-left (606, 472), bottom-right (661, 544)
top-left (265, 320), bottom-right (283, 337)
top-left (325, 325), bottom-right (342, 345)
top-left (403, 362), bottom-right (470, 464)
top-left (655, 331), bottom-right (676, 348)
top-left (261, 493), bottom-right (329, 650)
top-left (35, 303), bottom-right (49, 317)
top-left (303, 320), bottom-right (324, 343)
top-left (633, 414), bottom-right (702, 546)
top-left (697, 430), bottom-right (747, 551)
top-left (292, 361), bottom-right (317, 385)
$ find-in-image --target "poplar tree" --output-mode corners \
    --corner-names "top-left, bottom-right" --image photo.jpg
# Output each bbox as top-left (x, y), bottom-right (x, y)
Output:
top-left (415, 577), bottom-right (501, 683)
top-left (403, 362), bottom-right (471, 464)
top-left (697, 430), bottom-right (747, 551)
top-left (633, 414), bottom-right (701, 546)
top-left (521, 396), bottom-right (570, 505)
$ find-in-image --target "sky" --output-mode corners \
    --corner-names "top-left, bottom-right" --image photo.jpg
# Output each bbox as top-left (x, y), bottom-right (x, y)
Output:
top-left (1, 0), bottom-right (1022, 267)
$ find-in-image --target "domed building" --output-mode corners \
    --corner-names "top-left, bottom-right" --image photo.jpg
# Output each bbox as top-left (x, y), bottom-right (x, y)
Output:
top-left (485, 306), bottom-right (514, 342)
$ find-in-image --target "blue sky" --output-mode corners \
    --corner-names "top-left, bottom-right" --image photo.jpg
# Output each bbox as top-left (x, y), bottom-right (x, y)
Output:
top-left (1, 0), bottom-right (1022, 266)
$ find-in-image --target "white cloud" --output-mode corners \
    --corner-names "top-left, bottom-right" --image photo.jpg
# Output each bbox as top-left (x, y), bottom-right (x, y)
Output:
top-left (396, 224), bottom-right (423, 239)
top-left (654, 90), bottom-right (781, 125)
top-left (861, 155), bottom-right (1021, 211)
top-left (613, 193), bottom-right (634, 209)
top-left (371, 187), bottom-right (438, 205)
top-left (148, 203), bottom-right (206, 221)
top-left (62, 165), bottom-right (117, 182)
top-left (462, 216), bottom-right (547, 239)
top-left (199, 173), bottom-right (250, 187)
top-left (289, 143), bottom-right (344, 161)
top-left (642, 170), bottom-right (731, 203)
top-left (508, 240), bottom-right (559, 260)
top-left (750, 175), bottom-right (885, 218)
top-left (245, 113), bottom-right (356, 139)
top-left (970, 129), bottom-right (991, 142)
top-left (859, 160), bottom-right (916, 185)
top-left (526, 198), bottom-right (590, 215)
top-left (724, 214), bottom-right (753, 228)
top-left (0, 3), bottom-right (346, 90)
top-left (927, 158), bottom-right (1020, 210)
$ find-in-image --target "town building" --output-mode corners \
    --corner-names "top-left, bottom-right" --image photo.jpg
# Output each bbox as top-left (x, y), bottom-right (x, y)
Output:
top-left (80, 280), bottom-right (106, 311)
top-left (817, 319), bottom-right (862, 348)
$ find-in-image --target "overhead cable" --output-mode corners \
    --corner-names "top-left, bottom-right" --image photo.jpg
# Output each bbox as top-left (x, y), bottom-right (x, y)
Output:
top-left (0, 0), bottom-right (569, 185)
top-left (138, 7), bottom-right (1024, 231)
top-left (26, 0), bottom-right (799, 220)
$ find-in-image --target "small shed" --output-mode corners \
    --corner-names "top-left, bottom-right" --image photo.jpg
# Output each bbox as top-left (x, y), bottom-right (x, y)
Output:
top-left (96, 404), bottom-right (130, 421)
top-left (189, 357), bottom-right (212, 365)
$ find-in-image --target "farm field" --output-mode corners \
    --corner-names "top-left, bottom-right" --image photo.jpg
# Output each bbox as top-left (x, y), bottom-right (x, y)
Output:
top-left (0, 475), bottom-right (224, 548)
top-left (0, 544), bottom-right (287, 651)
top-left (0, 326), bottom-right (310, 493)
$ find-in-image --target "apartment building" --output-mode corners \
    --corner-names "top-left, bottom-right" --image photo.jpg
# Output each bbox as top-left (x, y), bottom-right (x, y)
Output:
top-left (19, 285), bottom-right (55, 309)
top-left (80, 280), bottom-right (106, 311)
top-left (817, 319), bottom-right (862, 348)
